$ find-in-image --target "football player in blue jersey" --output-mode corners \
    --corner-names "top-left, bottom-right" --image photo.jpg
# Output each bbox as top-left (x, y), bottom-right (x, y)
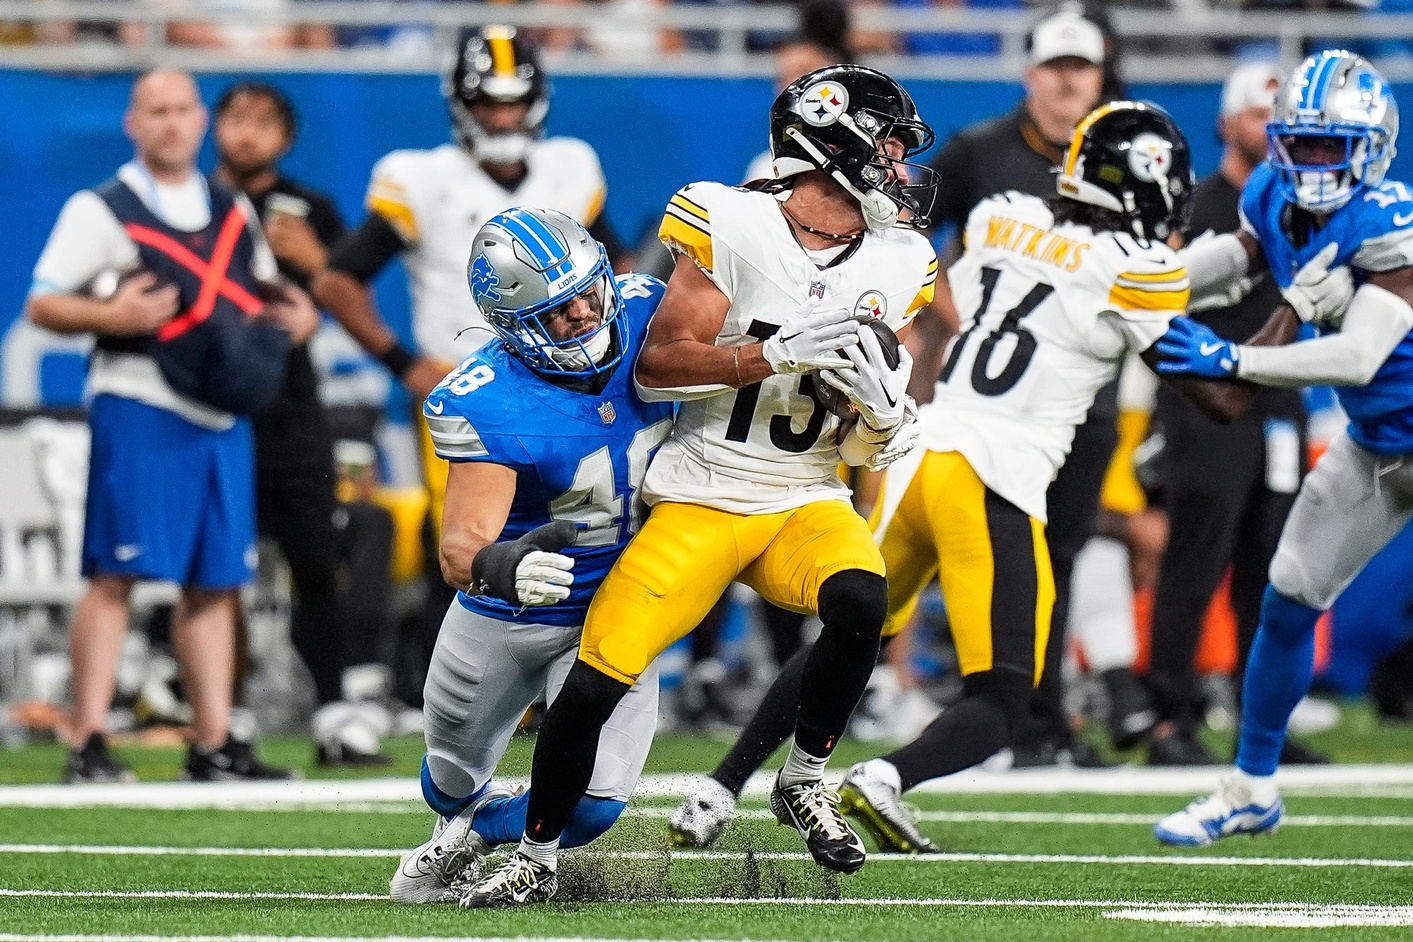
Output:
top-left (387, 207), bottom-right (673, 903)
top-left (1153, 50), bottom-right (1413, 846)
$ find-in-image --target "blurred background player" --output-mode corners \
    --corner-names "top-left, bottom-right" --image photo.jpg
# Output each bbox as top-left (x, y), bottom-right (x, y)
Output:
top-left (390, 209), bottom-right (670, 903)
top-left (1155, 50), bottom-right (1413, 846)
top-left (463, 65), bottom-right (934, 906)
top-left (212, 81), bottom-right (391, 766)
top-left (27, 70), bottom-right (314, 783)
top-left (312, 25), bottom-right (626, 693)
top-left (1144, 62), bottom-right (1326, 768)
top-left (917, 5), bottom-right (1117, 766)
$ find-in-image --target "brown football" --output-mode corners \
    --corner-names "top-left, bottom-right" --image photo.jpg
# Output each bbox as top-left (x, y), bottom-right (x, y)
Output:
top-left (812, 315), bottom-right (900, 419)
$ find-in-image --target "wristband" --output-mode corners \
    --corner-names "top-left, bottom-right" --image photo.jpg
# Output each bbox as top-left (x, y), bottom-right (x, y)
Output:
top-left (378, 343), bottom-right (416, 378)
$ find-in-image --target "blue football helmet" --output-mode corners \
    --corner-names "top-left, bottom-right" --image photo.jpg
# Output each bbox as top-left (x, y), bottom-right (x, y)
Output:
top-left (1268, 50), bottom-right (1399, 213)
top-left (466, 207), bottom-right (623, 379)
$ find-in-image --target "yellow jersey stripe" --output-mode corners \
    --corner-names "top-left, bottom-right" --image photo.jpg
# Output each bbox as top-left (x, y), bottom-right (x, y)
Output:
top-left (583, 184), bottom-right (606, 226)
top-left (1108, 284), bottom-right (1189, 311)
top-left (906, 278), bottom-right (937, 316)
top-left (659, 214), bottom-right (713, 272)
top-left (664, 204), bottom-right (710, 235)
top-left (1117, 267), bottom-right (1189, 284)
top-left (669, 194), bottom-right (710, 222)
top-left (368, 194), bottom-right (419, 244)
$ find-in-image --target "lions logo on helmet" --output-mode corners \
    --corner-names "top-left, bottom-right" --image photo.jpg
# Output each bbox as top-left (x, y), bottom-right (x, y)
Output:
top-left (1268, 50), bottom-right (1400, 213)
top-left (466, 207), bottom-right (624, 379)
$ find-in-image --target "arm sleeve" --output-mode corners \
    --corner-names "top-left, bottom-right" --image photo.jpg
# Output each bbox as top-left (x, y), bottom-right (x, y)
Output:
top-left (325, 213), bottom-right (407, 284)
top-left (1236, 282), bottom-right (1413, 387)
top-left (30, 191), bottom-right (136, 296)
top-left (1177, 231), bottom-right (1250, 308)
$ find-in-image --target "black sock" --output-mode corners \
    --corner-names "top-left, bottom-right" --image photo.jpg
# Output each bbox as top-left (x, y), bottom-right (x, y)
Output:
top-left (712, 644), bottom-right (811, 795)
top-left (884, 697), bottom-right (1011, 792)
top-left (794, 570), bottom-right (886, 757)
top-left (884, 670), bottom-right (1030, 791)
top-left (522, 661), bottom-right (630, 843)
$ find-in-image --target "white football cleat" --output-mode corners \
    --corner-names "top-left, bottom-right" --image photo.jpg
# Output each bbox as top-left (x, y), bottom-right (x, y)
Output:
top-left (1154, 772), bottom-right (1284, 847)
top-left (389, 786), bottom-right (511, 903)
top-left (668, 777), bottom-right (737, 848)
top-left (838, 759), bottom-right (938, 854)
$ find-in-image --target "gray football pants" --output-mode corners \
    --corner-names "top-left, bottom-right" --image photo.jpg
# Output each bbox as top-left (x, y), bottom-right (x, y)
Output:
top-left (423, 602), bottom-right (660, 802)
top-left (1269, 430), bottom-right (1413, 611)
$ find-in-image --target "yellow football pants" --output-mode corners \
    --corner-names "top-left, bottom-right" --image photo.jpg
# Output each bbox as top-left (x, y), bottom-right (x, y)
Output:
top-left (580, 499), bottom-right (885, 684)
top-left (876, 451), bottom-right (1054, 684)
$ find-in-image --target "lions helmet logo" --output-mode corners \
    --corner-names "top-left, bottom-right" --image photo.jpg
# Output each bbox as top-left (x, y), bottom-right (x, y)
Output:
top-left (801, 81), bottom-right (850, 128)
top-left (470, 254), bottom-right (502, 308)
top-left (1127, 132), bottom-right (1174, 185)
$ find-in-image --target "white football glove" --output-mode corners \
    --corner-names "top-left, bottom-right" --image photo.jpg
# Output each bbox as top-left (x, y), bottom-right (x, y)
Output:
top-left (762, 297), bottom-right (859, 374)
top-left (1283, 242), bottom-right (1355, 327)
top-left (514, 551), bottom-right (575, 607)
top-left (864, 397), bottom-right (920, 471)
top-left (819, 326), bottom-right (912, 437)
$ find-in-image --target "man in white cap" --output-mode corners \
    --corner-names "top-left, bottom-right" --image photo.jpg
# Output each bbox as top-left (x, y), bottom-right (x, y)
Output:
top-left (1144, 62), bottom-right (1328, 768)
top-left (921, 4), bottom-right (1114, 769)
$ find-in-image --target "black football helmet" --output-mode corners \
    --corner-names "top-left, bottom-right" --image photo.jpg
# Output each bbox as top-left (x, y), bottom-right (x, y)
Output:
top-left (1055, 101), bottom-right (1194, 241)
top-left (770, 65), bottom-right (939, 231)
top-left (443, 25), bottom-right (549, 164)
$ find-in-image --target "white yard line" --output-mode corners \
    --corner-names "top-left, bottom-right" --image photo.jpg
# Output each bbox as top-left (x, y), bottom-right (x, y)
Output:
top-left (621, 806), bottom-right (1413, 827)
top-left (2, 844), bottom-right (1410, 868)
top-left (1104, 905), bottom-right (1413, 928)
top-left (2, 764), bottom-right (1413, 810)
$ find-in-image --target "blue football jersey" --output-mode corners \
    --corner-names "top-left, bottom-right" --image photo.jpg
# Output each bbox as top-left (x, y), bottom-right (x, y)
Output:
top-left (423, 273), bottom-right (674, 626)
top-left (1242, 161), bottom-right (1413, 453)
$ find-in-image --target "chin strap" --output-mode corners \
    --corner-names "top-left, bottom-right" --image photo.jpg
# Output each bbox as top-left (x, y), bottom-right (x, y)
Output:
top-left (784, 127), bottom-right (899, 231)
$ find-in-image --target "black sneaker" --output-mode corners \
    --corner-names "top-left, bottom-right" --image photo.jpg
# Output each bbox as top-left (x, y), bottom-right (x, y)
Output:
top-left (1147, 726), bottom-right (1220, 766)
top-left (769, 774), bottom-right (866, 873)
top-left (63, 733), bottom-right (136, 784)
top-left (1102, 668), bottom-right (1158, 751)
top-left (185, 737), bottom-right (299, 782)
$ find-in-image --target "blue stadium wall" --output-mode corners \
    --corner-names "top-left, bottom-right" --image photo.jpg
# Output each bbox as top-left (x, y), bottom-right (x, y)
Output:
top-left (2, 68), bottom-right (1410, 684)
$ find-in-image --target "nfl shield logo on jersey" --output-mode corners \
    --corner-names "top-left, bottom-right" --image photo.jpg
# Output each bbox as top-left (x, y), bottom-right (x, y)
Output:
top-left (597, 400), bottom-right (617, 425)
top-left (810, 280), bottom-right (826, 300)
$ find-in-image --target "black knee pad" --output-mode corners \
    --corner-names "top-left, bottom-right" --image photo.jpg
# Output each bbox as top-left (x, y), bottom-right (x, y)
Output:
top-left (817, 569), bottom-right (889, 641)
top-left (960, 669), bottom-right (1033, 741)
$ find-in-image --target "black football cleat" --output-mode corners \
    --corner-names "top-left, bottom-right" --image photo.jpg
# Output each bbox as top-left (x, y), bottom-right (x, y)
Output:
top-left (769, 774), bottom-right (866, 874)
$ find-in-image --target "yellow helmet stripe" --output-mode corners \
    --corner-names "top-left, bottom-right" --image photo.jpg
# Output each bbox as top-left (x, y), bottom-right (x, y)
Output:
top-left (1064, 102), bottom-right (1120, 176)
top-left (486, 27), bottom-right (517, 76)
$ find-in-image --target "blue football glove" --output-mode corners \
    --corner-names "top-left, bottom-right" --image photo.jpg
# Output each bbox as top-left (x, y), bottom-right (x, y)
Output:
top-left (1155, 316), bottom-right (1240, 378)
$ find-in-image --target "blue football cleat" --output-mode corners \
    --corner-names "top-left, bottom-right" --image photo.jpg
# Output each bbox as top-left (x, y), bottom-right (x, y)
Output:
top-left (1154, 773), bottom-right (1284, 847)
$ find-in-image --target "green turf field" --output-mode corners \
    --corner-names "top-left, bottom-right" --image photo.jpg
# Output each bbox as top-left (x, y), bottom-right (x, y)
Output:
top-left (1, 707), bottom-right (1412, 941)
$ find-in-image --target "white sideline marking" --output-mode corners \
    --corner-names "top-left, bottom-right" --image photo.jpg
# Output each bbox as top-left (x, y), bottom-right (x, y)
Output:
top-left (623, 806), bottom-right (1413, 828)
top-left (4, 890), bottom-right (1412, 927)
top-left (1105, 904), bottom-right (1413, 928)
top-left (2, 764), bottom-right (1413, 809)
top-left (2, 844), bottom-right (1411, 868)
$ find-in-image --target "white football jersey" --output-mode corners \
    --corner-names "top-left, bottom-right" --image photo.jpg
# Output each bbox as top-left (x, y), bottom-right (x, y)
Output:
top-left (364, 139), bottom-right (607, 364)
top-left (649, 181), bottom-right (937, 514)
top-left (924, 191), bottom-right (1189, 522)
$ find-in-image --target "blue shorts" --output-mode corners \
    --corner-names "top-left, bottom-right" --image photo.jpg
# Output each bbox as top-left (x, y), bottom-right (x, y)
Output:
top-left (82, 394), bottom-right (256, 589)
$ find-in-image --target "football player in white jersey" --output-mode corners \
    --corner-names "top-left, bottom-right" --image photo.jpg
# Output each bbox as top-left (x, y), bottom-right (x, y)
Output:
top-left (460, 65), bottom-right (937, 907)
top-left (313, 25), bottom-right (620, 532)
top-left (668, 101), bottom-right (1343, 856)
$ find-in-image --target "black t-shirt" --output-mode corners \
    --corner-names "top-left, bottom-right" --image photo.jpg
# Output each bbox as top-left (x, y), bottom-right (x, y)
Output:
top-left (240, 174), bottom-right (346, 472)
top-left (1167, 171), bottom-right (1304, 423)
top-left (928, 105), bottom-right (1065, 235)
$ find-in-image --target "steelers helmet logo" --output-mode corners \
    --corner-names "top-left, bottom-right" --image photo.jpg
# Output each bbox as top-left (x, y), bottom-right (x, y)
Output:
top-left (854, 290), bottom-right (887, 319)
top-left (801, 81), bottom-right (850, 127)
top-left (1128, 132), bottom-right (1174, 184)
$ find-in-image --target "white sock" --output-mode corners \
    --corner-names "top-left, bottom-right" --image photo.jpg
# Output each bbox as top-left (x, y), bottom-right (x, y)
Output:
top-left (516, 835), bottom-right (559, 871)
top-left (856, 757), bottom-right (902, 793)
top-left (779, 740), bottom-right (828, 787)
top-left (1232, 768), bottom-right (1280, 806)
